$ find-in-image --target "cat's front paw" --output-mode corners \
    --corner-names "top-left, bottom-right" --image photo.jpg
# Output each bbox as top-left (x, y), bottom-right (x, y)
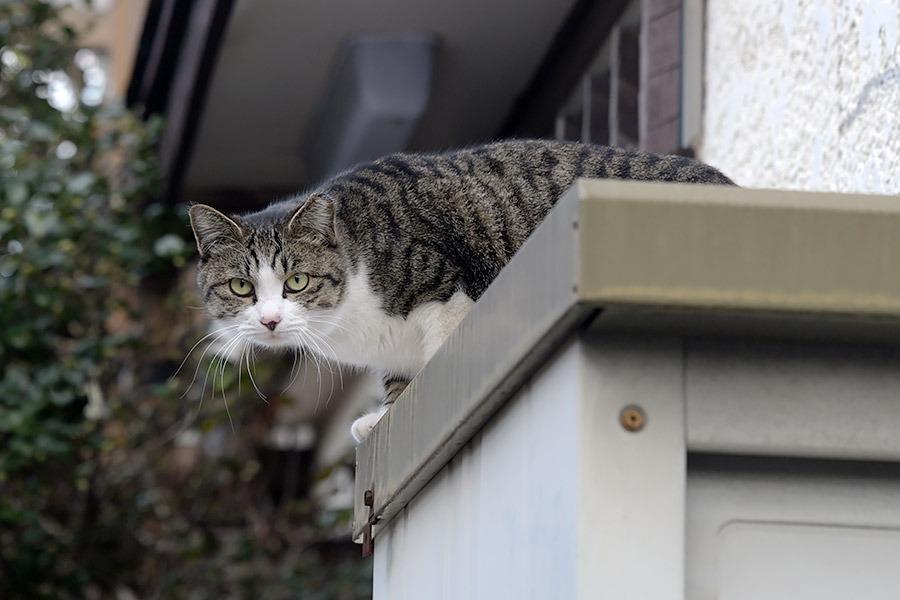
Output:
top-left (351, 407), bottom-right (389, 443)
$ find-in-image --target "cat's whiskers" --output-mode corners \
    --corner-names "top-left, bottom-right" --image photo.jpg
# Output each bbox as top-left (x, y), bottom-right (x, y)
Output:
top-left (300, 345), bottom-right (310, 389)
top-left (219, 365), bottom-right (234, 433)
top-left (305, 313), bottom-right (365, 340)
top-left (251, 345), bottom-right (261, 377)
top-left (307, 330), bottom-right (341, 405)
top-left (243, 340), bottom-right (268, 404)
top-left (281, 344), bottom-right (303, 395)
top-left (299, 314), bottom-right (357, 392)
top-left (174, 323), bottom-right (242, 386)
top-left (308, 312), bottom-right (360, 329)
top-left (211, 330), bottom-right (248, 432)
top-left (237, 340), bottom-right (247, 398)
top-left (195, 325), bottom-right (245, 427)
top-left (181, 326), bottom-right (244, 405)
top-left (291, 330), bottom-right (324, 410)
top-left (303, 326), bottom-right (345, 393)
top-left (293, 327), bottom-right (345, 410)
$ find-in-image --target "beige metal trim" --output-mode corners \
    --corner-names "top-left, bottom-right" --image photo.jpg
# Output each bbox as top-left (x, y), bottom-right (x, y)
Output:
top-left (576, 179), bottom-right (900, 319)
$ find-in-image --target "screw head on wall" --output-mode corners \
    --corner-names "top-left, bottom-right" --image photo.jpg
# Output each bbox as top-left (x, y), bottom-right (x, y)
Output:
top-left (619, 406), bottom-right (646, 432)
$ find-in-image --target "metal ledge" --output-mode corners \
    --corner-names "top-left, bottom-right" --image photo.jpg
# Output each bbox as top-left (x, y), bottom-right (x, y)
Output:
top-left (353, 179), bottom-right (900, 542)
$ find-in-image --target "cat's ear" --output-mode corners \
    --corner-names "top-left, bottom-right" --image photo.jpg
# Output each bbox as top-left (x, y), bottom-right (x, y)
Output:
top-left (189, 204), bottom-right (244, 256)
top-left (287, 194), bottom-right (336, 244)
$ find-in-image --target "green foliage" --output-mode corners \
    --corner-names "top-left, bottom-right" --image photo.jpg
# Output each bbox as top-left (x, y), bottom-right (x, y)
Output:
top-left (1, 2), bottom-right (178, 597)
top-left (0, 2), bottom-right (370, 598)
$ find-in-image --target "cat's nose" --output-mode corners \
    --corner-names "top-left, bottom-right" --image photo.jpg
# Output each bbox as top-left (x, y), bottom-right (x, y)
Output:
top-left (261, 316), bottom-right (280, 331)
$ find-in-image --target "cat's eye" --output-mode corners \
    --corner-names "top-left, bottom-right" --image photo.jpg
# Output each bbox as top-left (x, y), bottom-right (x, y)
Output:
top-left (284, 273), bottom-right (310, 293)
top-left (229, 278), bottom-right (254, 297)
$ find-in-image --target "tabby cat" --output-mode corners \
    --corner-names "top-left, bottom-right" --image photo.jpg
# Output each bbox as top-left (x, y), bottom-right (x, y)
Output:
top-left (189, 139), bottom-right (734, 441)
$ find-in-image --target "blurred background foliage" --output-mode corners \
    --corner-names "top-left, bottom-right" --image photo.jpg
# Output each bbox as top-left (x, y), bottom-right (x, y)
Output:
top-left (0, 2), bottom-right (370, 598)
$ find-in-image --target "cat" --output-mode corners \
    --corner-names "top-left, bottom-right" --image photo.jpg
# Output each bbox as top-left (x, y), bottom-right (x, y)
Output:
top-left (188, 139), bottom-right (734, 441)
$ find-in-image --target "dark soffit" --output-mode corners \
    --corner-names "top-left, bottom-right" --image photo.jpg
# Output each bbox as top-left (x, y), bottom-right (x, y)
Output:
top-left (127, 0), bottom-right (235, 202)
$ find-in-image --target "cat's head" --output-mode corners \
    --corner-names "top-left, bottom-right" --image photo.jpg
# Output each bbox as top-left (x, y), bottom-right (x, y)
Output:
top-left (188, 194), bottom-right (347, 351)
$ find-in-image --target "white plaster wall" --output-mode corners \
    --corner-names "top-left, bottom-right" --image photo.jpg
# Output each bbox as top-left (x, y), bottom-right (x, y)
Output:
top-left (701, 0), bottom-right (900, 193)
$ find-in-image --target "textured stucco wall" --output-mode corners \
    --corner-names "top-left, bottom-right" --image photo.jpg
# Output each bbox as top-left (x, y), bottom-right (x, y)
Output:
top-left (701, 0), bottom-right (900, 193)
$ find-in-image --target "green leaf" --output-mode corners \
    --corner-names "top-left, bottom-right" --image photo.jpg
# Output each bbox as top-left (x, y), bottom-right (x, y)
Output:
top-left (5, 181), bottom-right (29, 206)
top-left (153, 233), bottom-right (186, 258)
top-left (33, 434), bottom-right (71, 456)
top-left (65, 172), bottom-right (96, 195)
top-left (23, 205), bottom-right (59, 238)
top-left (28, 120), bottom-right (55, 141)
top-left (3, 323), bottom-right (33, 349)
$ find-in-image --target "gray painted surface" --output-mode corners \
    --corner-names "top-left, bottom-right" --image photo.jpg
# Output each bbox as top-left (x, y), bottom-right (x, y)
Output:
top-left (688, 463), bottom-right (900, 599)
top-left (372, 332), bottom-right (900, 598)
top-left (373, 339), bottom-right (584, 600)
top-left (685, 339), bottom-right (900, 461)
top-left (717, 523), bottom-right (900, 600)
top-left (373, 334), bottom-right (688, 600)
top-left (575, 335), bottom-right (686, 598)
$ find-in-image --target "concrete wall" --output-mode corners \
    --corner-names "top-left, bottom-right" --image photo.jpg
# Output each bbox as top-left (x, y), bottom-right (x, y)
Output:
top-left (700, 0), bottom-right (900, 194)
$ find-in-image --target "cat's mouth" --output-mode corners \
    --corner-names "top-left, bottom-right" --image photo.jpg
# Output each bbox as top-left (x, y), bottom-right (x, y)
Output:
top-left (252, 330), bottom-right (290, 348)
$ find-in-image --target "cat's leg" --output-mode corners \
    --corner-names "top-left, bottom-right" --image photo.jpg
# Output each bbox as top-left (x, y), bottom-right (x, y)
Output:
top-left (350, 292), bottom-right (473, 442)
top-left (350, 409), bottom-right (385, 443)
top-left (350, 372), bottom-right (409, 442)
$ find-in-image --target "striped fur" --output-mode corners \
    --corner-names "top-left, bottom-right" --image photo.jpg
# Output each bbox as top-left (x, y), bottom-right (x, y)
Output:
top-left (189, 139), bottom-right (734, 441)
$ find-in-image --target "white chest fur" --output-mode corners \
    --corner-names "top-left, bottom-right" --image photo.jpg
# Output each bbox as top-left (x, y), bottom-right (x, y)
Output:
top-left (316, 263), bottom-right (474, 377)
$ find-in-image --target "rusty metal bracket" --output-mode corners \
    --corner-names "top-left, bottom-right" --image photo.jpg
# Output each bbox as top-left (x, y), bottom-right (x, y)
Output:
top-left (362, 488), bottom-right (378, 557)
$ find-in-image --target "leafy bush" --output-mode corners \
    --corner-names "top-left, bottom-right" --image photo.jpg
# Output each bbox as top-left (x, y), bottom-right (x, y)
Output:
top-left (1, 2), bottom-right (176, 596)
top-left (0, 3), bottom-right (370, 598)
